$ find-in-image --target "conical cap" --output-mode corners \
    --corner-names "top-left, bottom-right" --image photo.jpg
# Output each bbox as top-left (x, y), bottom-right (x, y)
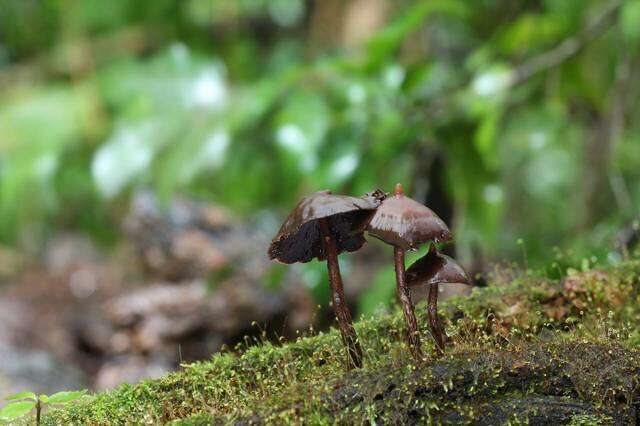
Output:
top-left (367, 184), bottom-right (451, 250)
top-left (405, 245), bottom-right (470, 287)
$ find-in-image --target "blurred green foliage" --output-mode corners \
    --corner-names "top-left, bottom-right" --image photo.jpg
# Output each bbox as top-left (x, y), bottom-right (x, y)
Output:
top-left (0, 0), bottom-right (638, 269)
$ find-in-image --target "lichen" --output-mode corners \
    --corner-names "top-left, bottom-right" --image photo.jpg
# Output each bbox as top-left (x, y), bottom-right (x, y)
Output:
top-left (43, 259), bottom-right (640, 425)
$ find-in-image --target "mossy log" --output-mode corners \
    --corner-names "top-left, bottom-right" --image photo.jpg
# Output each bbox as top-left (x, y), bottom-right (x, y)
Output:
top-left (45, 260), bottom-right (640, 425)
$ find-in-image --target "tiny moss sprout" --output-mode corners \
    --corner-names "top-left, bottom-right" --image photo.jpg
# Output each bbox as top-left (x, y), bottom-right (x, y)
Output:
top-left (0, 390), bottom-right (87, 424)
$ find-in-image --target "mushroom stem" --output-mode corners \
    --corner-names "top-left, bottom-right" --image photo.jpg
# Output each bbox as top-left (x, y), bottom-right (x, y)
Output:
top-left (393, 246), bottom-right (423, 362)
top-left (427, 282), bottom-right (445, 356)
top-left (319, 218), bottom-right (363, 369)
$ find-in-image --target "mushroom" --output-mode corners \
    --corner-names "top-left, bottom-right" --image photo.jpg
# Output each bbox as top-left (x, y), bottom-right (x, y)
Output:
top-left (367, 183), bottom-right (451, 361)
top-left (268, 190), bottom-right (384, 369)
top-left (406, 244), bottom-right (470, 356)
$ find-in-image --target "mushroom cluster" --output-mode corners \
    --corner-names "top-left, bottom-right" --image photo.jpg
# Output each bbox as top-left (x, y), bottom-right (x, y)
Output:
top-left (268, 184), bottom-right (469, 368)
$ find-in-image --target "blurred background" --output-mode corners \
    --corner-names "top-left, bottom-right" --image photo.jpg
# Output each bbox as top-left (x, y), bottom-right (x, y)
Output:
top-left (0, 0), bottom-right (638, 395)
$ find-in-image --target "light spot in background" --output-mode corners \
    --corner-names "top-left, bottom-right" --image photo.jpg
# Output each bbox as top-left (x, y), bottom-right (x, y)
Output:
top-left (329, 153), bottom-right (359, 182)
top-left (526, 149), bottom-right (572, 196)
top-left (33, 154), bottom-right (57, 178)
top-left (483, 184), bottom-right (504, 204)
top-left (92, 124), bottom-right (155, 198)
top-left (472, 68), bottom-right (513, 97)
top-left (276, 124), bottom-right (317, 172)
top-left (201, 130), bottom-right (230, 169)
top-left (69, 268), bottom-right (97, 299)
top-left (608, 251), bottom-right (622, 265)
top-left (268, 0), bottom-right (304, 27)
top-left (277, 124), bottom-right (307, 153)
top-left (189, 66), bottom-right (227, 109)
top-left (529, 131), bottom-right (547, 150)
top-left (384, 65), bottom-right (405, 89)
top-left (179, 129), bottom-right (231, 183)
top-left (348, 84), bottom-right (366, 104)
top-left (169, 42), bottom-right (190, 67)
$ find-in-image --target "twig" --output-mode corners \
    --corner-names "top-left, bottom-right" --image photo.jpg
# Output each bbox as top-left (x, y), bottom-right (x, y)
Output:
top-left (411, 1), bottom-right (624, 124)
top-left (509, 1), bottom-right (622, 86)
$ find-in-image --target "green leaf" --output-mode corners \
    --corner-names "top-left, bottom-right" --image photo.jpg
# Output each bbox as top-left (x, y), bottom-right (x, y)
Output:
top-left (365, 0), bottom-right (468, 69)
top-left (5, 391), bottom-right (37, 402)
top-left (496, 13), bottom-right (565, 55)
top-left (470, 66), bottom-right (513, 98)
top-left (474, 107), bottom-right (503, 171)
top-left (621, 0), bottom-right (640, 43)
top-left (0, 86), bottom-right (92, 241)
top-left (274, 91), bottom-right (329, 173)
top-left (45, 390), bottom-right (87, 405)
top-left (0, 401), bottom-right (36, 419)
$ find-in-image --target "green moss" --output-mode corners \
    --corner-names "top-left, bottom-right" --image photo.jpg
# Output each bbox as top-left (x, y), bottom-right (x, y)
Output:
top-left (568, 413), bottom-right (614, 425)
top-left (167, 413), bottom-right (214, 425)
top-left (43, 260), bottom-right (640, 424)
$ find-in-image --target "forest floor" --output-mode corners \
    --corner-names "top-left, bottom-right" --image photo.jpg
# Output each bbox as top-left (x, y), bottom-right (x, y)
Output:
top-left (41, 258), bottom-right (640, 425)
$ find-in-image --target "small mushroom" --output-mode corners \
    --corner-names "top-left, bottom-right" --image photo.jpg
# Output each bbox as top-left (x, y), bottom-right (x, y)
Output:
top-left (268, 190), bottom-right (383, 369)
top-left (367, 183), bottom-right (451, 361)
top-left (406, 244), bottom-right (470, 356)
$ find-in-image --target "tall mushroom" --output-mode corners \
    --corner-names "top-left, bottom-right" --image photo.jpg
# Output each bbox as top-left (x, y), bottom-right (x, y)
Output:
top-left (367, 183), bottom-right (451, 361)
top-left (406, 245), bottom-right (470, 356)
top-left (268, 190), bottom-right (383, 369)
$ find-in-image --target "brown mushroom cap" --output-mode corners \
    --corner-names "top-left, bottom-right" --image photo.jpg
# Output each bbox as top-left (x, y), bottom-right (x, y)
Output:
top-left (405, 245), bottom-right (470, 287)
top-left (268, 190), bottom-right (381, 264)
top-left (366, 184), bottom-right (451, 250)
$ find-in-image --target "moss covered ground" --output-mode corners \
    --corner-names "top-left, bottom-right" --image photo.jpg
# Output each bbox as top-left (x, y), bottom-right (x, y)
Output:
top-left (42, 259), bottom-right (640, 425)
